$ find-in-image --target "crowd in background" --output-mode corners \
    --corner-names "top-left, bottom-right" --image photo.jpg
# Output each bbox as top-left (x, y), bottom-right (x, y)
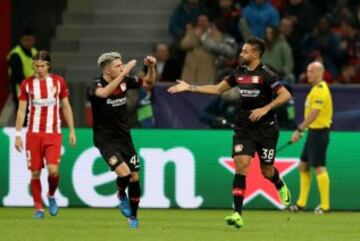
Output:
top-left (6, 0), bottom-right (360, 129)
top-left (158, 0), bottom-right (360, 85)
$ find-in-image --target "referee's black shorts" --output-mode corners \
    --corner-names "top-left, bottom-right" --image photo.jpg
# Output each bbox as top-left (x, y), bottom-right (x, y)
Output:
top-left (301, 128), bottom-right (330, 167)
top-left (97, 141), bottom-right (140, 172)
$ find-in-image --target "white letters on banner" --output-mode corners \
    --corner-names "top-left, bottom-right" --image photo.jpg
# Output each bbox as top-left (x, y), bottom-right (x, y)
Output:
top-left (140, 147), bottom-right (203, 208)
top-left (1, 128), bottom-right (202, 208)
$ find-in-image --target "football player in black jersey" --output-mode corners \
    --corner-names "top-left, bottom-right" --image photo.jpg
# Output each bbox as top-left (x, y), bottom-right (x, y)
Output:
top-left (88, 52), bottom-right (156, 228)
top-left (168, 37), bottom-right (292, 229)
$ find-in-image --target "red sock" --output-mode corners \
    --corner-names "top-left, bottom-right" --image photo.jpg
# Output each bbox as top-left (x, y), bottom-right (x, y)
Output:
top-left (48, 175), bottom-right (59, 197)
top-left (31, 179), bottom-right (43, 210)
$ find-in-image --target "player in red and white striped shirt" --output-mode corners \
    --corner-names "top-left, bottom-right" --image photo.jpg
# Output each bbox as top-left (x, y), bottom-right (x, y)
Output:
top-left (14, 50), bottom-right (76, 219)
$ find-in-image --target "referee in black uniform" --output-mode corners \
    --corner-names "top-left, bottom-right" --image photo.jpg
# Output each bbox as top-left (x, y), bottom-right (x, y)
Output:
top-left (168, 37), bottom-right (292, 229)
top-left (88, 52), bottom-right (156, 228)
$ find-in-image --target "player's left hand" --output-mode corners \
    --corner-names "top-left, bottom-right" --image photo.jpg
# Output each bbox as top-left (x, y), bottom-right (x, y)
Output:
top-left (69, 131), bottom-right (77, 146)
top-left (167, 80), bottom-right (190, 93)
top-left (249, 106), bottom-right (270, 122)
top-left (144, 56), bottom-right (156, 67)
top-left (291, 130), bottom-right (303, 143)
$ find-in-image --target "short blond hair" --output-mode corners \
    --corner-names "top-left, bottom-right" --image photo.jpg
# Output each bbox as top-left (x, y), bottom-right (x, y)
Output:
top-left (97, 52), bottom-right (122, 70)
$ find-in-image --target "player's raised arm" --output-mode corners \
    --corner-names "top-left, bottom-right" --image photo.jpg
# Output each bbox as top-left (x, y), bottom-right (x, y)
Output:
top-left (143, 56), bottom-right (157, 87)
top-left (167, 79), bottom-right (231, 95)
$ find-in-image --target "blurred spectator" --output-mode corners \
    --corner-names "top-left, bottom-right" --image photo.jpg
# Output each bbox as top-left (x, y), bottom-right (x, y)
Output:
top-left (280, 16), bottom-right (303, 78)
top-left (180, 14), bottom-right (220, 84)
top-left (327, 3), bottom-right (353, 30)
top-left (301, 17), bottom-right (341, 77)
top-left (169, 0), bottom-right (208, 40)
top-left (141, 43), bottom-right (181, 82)
top-left (201, 19), bottom-right (238, 81)
top-left (284, 0), bottom-right (319, 37)
top-left (350, 2), bottom-right (360, 26)
top-left (208, 0), bottom-right (242, 41)
top-left (198, 88), bottom-right (239, 129)
top-left (7, 28), bottom-right (37, 110)
top-left (338, 18), bottom-right (360, 69)
top-left (240, 0), bottom-right (280, 38)
top-left (261, 25), bottom-right (294, 83)
top-left (311, 0), bottom-right (338, 17)
top-left (269, 0), bottom-right (286, 14)
top-left (336, 64), bottom-right (360, 84)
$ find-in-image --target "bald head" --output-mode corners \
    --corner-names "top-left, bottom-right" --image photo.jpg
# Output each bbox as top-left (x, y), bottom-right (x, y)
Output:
top-left (307, 61), bottom-right (324, 85)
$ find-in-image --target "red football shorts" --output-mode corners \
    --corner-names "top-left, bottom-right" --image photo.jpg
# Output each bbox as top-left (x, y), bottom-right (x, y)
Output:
top-left (25, 132), bottom-right (62, 171)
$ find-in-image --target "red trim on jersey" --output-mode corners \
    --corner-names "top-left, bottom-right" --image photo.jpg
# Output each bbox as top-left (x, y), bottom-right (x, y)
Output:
top-left (235, 75), bottom-right (264, 84)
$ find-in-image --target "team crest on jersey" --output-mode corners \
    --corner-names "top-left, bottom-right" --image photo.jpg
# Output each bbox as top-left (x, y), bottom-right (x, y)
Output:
top-left (109, 156), bottom-right (118, 166)
top-left (234, 144), bottom-right (243, 153)
top-left (120, 83), bottom-right (127, 91)
top-left (252, 76), bottom-right (259, 83)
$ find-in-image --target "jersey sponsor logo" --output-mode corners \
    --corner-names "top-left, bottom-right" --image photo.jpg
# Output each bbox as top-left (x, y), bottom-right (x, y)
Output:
top-left (106, 97), bottom-right (127, 107)
top-left (32, 98), bottom-right (56, 106)
top-left (109, 156), bottom-right (118, 166)
top-left (234, 144), bottom-right (243, 153)
top-left (239, 89), bottom-right (260, 97)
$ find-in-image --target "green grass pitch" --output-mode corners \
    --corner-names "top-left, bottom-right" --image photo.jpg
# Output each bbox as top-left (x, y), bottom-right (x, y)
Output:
top-left (0, 208), bottom-right (359, 241)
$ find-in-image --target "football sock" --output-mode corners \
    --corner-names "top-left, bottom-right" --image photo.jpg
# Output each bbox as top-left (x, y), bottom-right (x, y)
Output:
top-left (316, 171), bottom-right (330, 210)
top-left (233, 174), bottom-right (246, 214)
top-left (297, 171), bottom-right (311, 207)
top-left (116, 175), bottom-right (130, 197)
top-left (31, 179), bottom-right (43, 210)
top-left (48, 175), bottom-right (59, 197)
top-left (128, 181), bottom-right (141, 217)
